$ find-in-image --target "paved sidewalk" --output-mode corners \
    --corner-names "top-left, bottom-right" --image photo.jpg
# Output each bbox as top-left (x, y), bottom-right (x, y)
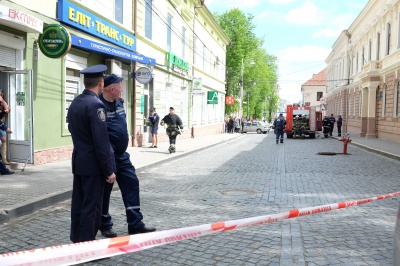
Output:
top-left (1, 130), bottom-right (400, 224)
top-left (0, 133), bottom-right (243, 223)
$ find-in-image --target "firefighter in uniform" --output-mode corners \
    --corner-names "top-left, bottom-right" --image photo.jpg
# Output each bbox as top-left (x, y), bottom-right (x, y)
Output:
top-left (67, 65), bottom-right (116, 243)
top-left (99, 74), bottom-right (155, 237)
top-left (292, 115), bottom-right (301, 138)
top-left (273, 113), bottom-right (286, 144)
top-left (300, 115), bottom-right (307, 139)
top-left (322, 116), bottom-right (330, 138)
top-left (161, 107), bottom-right (184, 153)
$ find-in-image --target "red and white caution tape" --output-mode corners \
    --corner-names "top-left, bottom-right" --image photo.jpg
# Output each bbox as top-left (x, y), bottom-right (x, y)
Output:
top-left (1, 191), bottom-right (400, 266)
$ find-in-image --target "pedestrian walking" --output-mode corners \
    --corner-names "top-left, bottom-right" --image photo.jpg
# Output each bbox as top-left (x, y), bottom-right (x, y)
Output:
top-left (160, 107), bottom-right (184, 153)
top-left (98, 74), bottom-right (156, 237)
top-left (328, 113), bottom-right (336, 136)
top-left (148, 107), bottom-right (159, 148)
top-left (273, 113), bottom-right (286, 144)
top-left (67, 65), bottom-right (116, 243)
top-left (337, 115), bottom-right (343, 137)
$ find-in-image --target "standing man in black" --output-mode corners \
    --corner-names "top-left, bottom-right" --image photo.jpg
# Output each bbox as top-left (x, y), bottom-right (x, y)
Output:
top-left (273, 113), bottom-right (286, 144)
top-left (328, 113), bottom-right (336, 136)
top-left (160, 107), bottom-right (183, 153)
top-left (337, 115), bottom-right (343, 137)
top-left (67, 65), bottom-right (116, 243)
top-left (99, 74), bottom-right (156, 237)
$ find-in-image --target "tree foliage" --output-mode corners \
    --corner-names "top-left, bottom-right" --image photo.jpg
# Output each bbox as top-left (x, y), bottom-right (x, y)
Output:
top-left (214, 8), bottom-right (279, 120)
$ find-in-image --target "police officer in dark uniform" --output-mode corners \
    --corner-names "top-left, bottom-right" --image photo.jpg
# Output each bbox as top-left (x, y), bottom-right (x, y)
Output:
top-left (98, 74), bottom-right (156, 237)
top-left (160, 107), bottom-right (183, 153)
top-left (67, 65), bottom-right (116, 243)
top-left (273, 113), bottom-right (286, 144)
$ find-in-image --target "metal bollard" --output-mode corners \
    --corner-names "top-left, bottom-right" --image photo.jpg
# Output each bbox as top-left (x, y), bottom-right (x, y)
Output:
top-left (340, 134), bottom-right (352, 155)
top-left (191, 126), bottom-right (194, 138)
top-left (136, 129), bottom-right (143, 147)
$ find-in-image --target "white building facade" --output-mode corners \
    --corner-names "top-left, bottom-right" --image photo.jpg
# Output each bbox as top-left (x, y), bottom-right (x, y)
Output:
top-left (326, 0), bottom-right (400, 142)
top-left (135, 0), bottom-right (230, 142)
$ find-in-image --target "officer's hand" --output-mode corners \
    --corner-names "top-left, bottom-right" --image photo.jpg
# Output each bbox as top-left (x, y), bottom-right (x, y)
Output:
top-left (6, 128), bottom-right (12, 134)
top-left (106, 173), bottom-right (116, 183)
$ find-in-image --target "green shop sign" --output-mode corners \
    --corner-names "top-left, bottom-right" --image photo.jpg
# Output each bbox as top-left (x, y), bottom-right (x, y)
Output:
top-left (39, 24), bottom-right (71, 58)
top-left (207, 91), bottom-right (218, 104)
top-left (167, 52), bottom-right (189, 71)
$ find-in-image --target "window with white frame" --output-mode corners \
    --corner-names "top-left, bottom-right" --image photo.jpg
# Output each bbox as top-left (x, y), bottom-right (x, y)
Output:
top-left (387, 23), bottom-right (391, 56)
top-left (368, 39), bottom-right (372, 61)
top-left (377, 32), bottom-right (381, 60)
top-left (182, 27), bottom-right (186, 59)
top-left (394, 81), bottom-right (399, 117)
top-left (356, 52), bottom-right (359, 73)
top-left (167, 15), bottom-right (172, 51)
top-left (362, 46), bottom-right (365, 69)
top-left (115, 0), bottom-right (123, 24)
top-left (145, 0), bottom-right (152, 39)
top-left (382, 84), bottom-right (387, 117)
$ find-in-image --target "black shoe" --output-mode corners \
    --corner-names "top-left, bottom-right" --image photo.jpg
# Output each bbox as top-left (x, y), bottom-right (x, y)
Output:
top-left (129, 226), bottom-right (156, 235)
top-left (1, 171), bottom-right (14, 175)
top-left (100, 228), bottom-right (118, 238)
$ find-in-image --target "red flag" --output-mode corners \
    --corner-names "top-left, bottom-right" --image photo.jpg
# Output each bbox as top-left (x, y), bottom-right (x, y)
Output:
top-left (225, 96), bottom-right (235, 105)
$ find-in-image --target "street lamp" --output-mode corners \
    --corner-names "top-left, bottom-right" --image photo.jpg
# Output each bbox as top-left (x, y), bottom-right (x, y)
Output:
top-left (239, 58), bottom-right (255, 118)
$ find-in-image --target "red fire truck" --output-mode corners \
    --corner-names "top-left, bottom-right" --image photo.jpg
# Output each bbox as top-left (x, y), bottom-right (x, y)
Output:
top-left (285, 104), bottom-right (323, 138)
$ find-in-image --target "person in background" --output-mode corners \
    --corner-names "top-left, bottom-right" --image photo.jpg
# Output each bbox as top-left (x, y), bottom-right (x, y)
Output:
top-left (273, 113), bottom-right (286, 144)
top-left (337, 115), bottom-right (343, 137)
top-left (160, 107), bottom-right (183, 153)
top-left (0, 90), bottom-right (10, 165)
top-left (67, 65), bottom-right (116, 243)
top-left (98, 74), bottom-right (156, 237)
top-left (148, 107), bottom-right (159, 148)
top-left (328, 113), bottom-right (336, 136)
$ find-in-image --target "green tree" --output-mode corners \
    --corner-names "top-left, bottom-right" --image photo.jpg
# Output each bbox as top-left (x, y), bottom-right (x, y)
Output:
top-left (214, 9), bottom-right (279, 118)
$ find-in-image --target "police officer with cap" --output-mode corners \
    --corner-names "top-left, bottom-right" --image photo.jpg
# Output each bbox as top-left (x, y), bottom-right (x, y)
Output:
top-left (67, 64), bottom-right (116, 243)
top-left (99, 74), bottom-right (156, 237)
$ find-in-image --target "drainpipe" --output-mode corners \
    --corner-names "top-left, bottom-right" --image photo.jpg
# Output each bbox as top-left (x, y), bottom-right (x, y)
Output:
top-left (131, 0), bottom-right (138, 146)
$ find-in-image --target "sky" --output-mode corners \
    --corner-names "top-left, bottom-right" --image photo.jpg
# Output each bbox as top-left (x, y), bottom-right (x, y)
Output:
top-left (205, 0), bottom-right (369, 104)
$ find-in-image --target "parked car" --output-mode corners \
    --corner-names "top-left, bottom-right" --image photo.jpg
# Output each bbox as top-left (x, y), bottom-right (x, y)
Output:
top-left (242, 121), bottom-right (270, 134)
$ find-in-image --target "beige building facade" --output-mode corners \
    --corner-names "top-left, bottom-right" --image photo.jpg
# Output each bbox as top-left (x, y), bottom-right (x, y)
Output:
top-left (326, 0), bottom-right (400, 142)
top-left (301, 68), bottom-right (327, 112)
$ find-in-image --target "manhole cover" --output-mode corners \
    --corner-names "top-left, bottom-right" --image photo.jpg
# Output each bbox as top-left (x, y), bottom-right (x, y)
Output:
top-left (318, 152), bottom-right (337, 155)
top-left (219, 189), bottom-right (257, 196)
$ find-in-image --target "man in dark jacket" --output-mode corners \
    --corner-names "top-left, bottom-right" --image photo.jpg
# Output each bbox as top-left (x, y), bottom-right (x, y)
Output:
top-left (337, 115), bottom-right (343, 137)
top-left (98, 74), bottom-right (155, 237)
top-left (67, 65), bottom-right (116, 243)
top-left (328, 114), bottom-right (336, 136)
top-left (273, 113), bottom-right (286, 144)
top-left (161, 107), bottom-right (183, 153)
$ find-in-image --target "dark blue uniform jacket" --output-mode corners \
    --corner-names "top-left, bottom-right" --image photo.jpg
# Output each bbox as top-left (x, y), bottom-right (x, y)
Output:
top-left (67, 89), bottom-right (115, 177)
top-left (99, 95), bottom-right (129, 155)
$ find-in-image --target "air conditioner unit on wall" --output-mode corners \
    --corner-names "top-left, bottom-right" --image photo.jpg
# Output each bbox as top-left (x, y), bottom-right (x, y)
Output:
top-left (105, 59), bottom-right (122, 76)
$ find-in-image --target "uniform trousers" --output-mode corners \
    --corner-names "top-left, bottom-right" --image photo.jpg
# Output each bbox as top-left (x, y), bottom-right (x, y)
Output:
top-left (275, 128), bottom-right (284, 142)
top-left (70, 174), bottom-right (105, 243)
top-left (100, 152), bottom-right (144, 232)
top-left (166, 128), bottom-right (179, 145)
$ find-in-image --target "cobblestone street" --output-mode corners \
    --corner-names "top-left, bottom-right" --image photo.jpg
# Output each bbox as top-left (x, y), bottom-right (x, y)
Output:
top-left (1, 133), bottom-right (399, 265)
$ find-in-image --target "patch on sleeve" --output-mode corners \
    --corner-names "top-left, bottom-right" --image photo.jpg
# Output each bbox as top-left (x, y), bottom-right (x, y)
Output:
top-left (97, 108), bottom-right (106, 122)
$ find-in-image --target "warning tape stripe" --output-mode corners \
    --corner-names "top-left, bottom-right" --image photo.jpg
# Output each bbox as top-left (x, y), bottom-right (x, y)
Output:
top-left (1, 191), bottom-right (400, 266)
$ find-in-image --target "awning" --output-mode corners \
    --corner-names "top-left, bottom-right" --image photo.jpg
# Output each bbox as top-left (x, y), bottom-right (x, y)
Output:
top-left (0, 5), bottom-right (43, 33)
top-left (71, 35), bottom-right (156, 66)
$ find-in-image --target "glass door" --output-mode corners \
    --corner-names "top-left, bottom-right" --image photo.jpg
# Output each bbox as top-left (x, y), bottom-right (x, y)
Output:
top-left (7, 70), bottom-right (33, 164)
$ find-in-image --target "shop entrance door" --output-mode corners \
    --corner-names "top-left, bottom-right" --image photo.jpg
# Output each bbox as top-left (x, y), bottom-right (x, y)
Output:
top-left (6, 70), bottom-right (33, 164)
